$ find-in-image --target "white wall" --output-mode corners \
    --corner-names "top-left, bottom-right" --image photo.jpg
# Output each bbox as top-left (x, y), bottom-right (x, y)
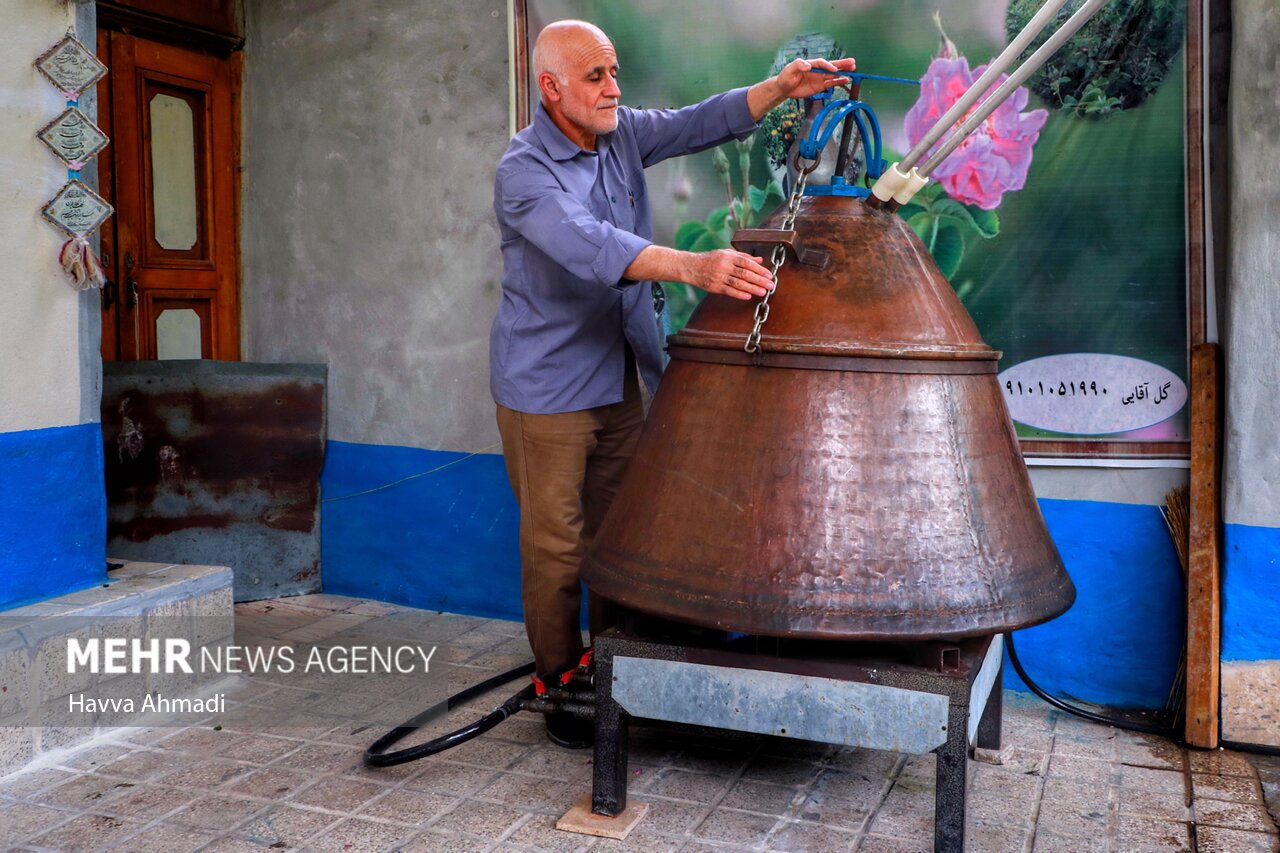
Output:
top-left (1223, 0), bottom-right (1280, 532)
top-left (1030, 466), bottom-right (1188, 506)
top-left (0, 0), bottom-right (95, 434)
top-left (240, 0), bottom-right (510, 453)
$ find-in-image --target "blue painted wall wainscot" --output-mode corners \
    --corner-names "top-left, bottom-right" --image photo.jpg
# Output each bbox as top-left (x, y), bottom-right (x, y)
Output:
top-left (1006, 499), bottom-right (1185, 709)
top-left (0, 424), bottom-right (107, 610)
top-left (1222, 521), bottom-right (1280, 663)
top-left (321, 441), bottom-right (523, 621)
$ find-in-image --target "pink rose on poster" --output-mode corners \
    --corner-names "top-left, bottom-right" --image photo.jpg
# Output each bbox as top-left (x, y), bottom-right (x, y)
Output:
top-left (904, 57), bottom-right (1048, 210)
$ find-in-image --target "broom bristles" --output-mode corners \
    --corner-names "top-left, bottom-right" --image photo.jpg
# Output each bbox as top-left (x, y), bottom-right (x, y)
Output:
top-left (1162, 484), bottom-right (1190, 719)
top-left (1161, 484), bottom-right (1190, 576)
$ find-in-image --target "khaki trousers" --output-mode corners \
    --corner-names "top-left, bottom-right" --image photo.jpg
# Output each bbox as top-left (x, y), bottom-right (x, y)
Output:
top-left (495, 374), bottom-right (644, 678)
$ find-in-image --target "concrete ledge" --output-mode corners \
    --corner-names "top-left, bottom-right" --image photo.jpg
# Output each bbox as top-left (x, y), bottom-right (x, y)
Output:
top-left (0, 560), bottom-right (233, 775)
top-left (1222, 661), bottom-right (1280, 749)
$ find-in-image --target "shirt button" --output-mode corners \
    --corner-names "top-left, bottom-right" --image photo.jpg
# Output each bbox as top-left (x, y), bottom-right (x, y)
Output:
top-left (610, 195), bottom-right (617, 203)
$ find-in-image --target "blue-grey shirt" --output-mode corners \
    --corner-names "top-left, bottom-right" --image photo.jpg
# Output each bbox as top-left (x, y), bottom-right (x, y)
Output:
top-left (490, 88), bottom-right (759, 414)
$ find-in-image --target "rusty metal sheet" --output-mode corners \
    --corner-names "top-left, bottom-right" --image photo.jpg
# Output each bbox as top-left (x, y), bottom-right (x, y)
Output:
top-left (102, 361), bottom-right (326, 602)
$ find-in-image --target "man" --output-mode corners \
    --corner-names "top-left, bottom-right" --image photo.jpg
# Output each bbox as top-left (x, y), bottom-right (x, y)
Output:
top-left (492, 19), bottom-right (854, 747)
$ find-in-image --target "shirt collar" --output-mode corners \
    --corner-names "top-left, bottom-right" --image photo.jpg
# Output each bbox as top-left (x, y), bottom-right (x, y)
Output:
top-left (533, 102), bottom-right (613, 161)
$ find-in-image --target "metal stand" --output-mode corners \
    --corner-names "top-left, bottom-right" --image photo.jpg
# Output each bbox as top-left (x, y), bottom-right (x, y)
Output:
top-left (590, 619), bottom-right (1003, 853)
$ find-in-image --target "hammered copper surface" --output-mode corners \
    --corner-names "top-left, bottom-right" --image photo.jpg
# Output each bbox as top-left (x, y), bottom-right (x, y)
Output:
top-left (582, 196), bottom-right (1074, 640)
top-left (681, 196), bottom-right (995, 360)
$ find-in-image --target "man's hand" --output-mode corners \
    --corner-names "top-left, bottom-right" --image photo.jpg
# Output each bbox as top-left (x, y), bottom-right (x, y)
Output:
top-left (623, 245), bottom-right (774, 301)
top-left (747, 57), bottom-right (857, 121)
top-left (690, 249), bottom-right (775, 300)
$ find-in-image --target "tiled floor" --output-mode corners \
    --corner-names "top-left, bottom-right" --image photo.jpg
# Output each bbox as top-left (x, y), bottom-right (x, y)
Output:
top-left (1, 593), bottom-right (1277, 852)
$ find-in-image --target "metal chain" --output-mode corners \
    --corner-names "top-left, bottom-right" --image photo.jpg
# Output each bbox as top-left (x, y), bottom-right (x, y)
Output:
top-left (744, 167), bottom-right (810, 355)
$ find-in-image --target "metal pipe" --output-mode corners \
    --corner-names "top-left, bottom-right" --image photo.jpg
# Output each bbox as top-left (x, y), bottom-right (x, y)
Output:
top-left (521, 698), bottom-right (596, 719)
top-left (899, 0), bottom-right (1072, 172)
top-left (832, 111), bottom-right (859, 184)
top-left (918, 0), bottom-right (1111, 177)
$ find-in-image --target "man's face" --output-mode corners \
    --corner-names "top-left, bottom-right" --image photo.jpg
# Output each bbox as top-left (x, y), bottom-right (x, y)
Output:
top-left (551, 32), bottom-right (621, 143)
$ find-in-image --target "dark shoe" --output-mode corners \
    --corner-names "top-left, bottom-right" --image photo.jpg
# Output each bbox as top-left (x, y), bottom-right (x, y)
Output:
top-left (545, 710), bottom-right (593, 749)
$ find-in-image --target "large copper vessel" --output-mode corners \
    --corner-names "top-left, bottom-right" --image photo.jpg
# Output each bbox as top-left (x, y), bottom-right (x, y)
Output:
top-left (583, 196), bottom-right (1075, 640)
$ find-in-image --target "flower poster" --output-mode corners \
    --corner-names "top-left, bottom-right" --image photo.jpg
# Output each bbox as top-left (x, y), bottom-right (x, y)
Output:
top-left (522, 0), bottom-right (1191, 447)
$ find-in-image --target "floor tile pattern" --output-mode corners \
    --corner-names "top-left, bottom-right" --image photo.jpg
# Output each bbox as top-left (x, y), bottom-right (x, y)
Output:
top-left (1, 594), bottom-right (1276, 852)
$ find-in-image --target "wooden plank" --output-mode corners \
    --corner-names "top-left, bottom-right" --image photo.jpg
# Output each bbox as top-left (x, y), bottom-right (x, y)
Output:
top-left (1020, 439), bottom-right (1189, 460)
top-left (556, 795), bottom-right (649, 840)
top-left (1185, 342), bottom-right (1221, 748)
top-left (513, 0), bottom-right (531, 130)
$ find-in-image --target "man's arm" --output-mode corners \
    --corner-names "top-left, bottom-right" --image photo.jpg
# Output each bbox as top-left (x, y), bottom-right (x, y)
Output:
top-left (746, 56), bottom-right (857, 122)
top-left (499, 161), bottom-right (773, 300)
top-left (618, 57), bottom-right (858, 295)
top-left (626, 90), bottom-right (760, 168)
top-left (625, 56), bottom-right (859, 299)
top-left (625, 245), bottom-right (773, 302)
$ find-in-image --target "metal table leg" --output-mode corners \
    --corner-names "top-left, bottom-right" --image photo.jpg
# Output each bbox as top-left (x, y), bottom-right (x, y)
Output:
top-left (591, 639), bottom-right (629, 817)
top-left (585, 625), bottom-right (1001, 853)
top-left (934, 701), bottom-right (970, 853)
top-left (976, 665), bottom-right (1003, 752)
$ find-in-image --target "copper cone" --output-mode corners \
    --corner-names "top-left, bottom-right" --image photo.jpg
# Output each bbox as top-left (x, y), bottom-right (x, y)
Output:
top-left (582, 196), bottom-right (1074, 640)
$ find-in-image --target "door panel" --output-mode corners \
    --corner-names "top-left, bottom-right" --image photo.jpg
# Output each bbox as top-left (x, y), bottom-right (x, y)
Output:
top-left (101, 32), bottom-right (239, 361)
top-left (143, 290), bottom-right (215, 359)
top-left (144, 81), bottom-right (207, 257)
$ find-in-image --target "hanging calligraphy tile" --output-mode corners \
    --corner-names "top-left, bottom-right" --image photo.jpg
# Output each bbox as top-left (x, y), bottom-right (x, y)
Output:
top-left (37, 107), bottom-right (109, 167)
top-left (35, 33), bottom-right (107, 97)
top-left (42, 180), bottom-right (113, 238)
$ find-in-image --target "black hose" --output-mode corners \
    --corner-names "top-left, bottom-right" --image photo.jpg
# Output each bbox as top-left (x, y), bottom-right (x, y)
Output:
top-left (364, 660), bottom-right (536, 767)
top-left (1004, 632), bottom-right (1176, 737)
top-left (1008, 639), bottom-right (1280, 757)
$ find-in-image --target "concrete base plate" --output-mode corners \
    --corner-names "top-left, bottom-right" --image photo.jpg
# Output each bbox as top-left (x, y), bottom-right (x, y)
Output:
top-left (556, 794), bottom-right (649, 840)
top-left (974, 744), bottom-right (1016, 766)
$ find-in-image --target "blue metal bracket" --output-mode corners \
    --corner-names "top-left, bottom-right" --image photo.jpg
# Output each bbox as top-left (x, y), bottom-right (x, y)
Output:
top-left (805, 177), bottom-right (870, 198)
top-left (797, 99), bottom-right (886, 185)
top-left (796, 71), bottom-right (919, 196)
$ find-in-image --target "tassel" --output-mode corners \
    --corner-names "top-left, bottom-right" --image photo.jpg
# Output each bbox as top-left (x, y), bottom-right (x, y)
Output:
top-left (58, 237), bottom-right (108, 291)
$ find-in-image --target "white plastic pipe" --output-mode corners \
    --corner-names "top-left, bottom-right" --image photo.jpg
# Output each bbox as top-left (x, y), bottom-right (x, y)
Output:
top-left (918, 0), bottom-right (1111, 179)
top-left (898, 0), bottom-right (1072, 173)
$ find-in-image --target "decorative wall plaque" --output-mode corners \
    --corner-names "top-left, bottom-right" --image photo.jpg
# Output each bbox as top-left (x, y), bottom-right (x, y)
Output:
top-left (35, 33), bottom-right (107, 97)
top-left (42, 180), bottom-right (114, 238)
top-left (37, 30), bottom-right (112, 291)
top-left (38, 107), bottom-right (109, 167)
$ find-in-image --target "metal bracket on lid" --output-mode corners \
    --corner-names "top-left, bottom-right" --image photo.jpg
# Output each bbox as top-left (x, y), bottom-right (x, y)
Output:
top-left (731, 229), bottom-right (831, 270)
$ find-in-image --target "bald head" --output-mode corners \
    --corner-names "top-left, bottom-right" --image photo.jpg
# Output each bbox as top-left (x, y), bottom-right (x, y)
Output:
top-left (533, 20), bottom-right (614, 99)
top-left (531, 19), bottom-right (621, 150)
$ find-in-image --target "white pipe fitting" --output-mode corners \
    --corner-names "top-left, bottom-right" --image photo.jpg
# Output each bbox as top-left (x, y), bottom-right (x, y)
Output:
top-left (870, 162), bottom-right (912, 203)
top-left (891, 168), bottom-right (929, 207)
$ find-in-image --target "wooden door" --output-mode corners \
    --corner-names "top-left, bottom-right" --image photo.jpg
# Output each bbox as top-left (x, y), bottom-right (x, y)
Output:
top-left (99, 32), bottom-right (240, 361)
